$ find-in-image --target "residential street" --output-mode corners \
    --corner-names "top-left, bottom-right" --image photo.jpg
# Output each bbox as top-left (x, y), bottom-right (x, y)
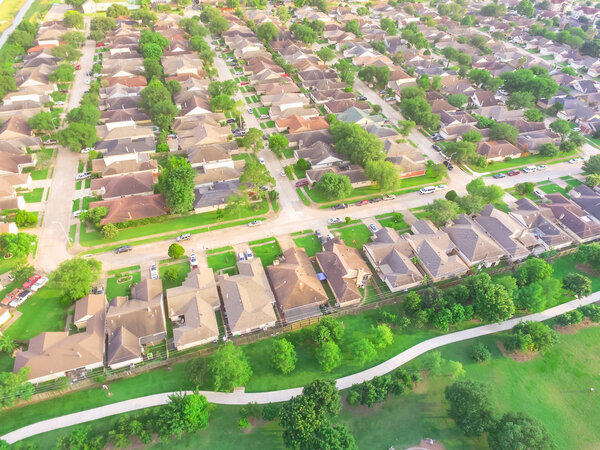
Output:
top-left (34, 20), bottom-right (95, 273)
top-left (4, 290), bottom-right (598, 445)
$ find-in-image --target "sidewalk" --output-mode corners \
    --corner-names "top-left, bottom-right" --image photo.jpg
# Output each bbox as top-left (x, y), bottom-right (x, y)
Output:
top-left (3, 292), bottom-right (598, 444)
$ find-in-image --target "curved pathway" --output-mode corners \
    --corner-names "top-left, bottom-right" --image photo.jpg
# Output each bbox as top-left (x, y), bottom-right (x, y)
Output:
top-left (3, 293), bottom-right (599, 444)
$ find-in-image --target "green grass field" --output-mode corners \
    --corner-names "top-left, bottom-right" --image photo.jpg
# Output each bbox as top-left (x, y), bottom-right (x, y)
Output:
top-left (22, 188), bottom-right (44, 203)
top-left (207, 251), bottom-right (237, 272)
top-left (334, 224), bottom-right (372, 249)
top-left (106, 272), bottom-right (141, 300)
top-left (159, 261), bottom-right (191, 290)
top-left (30, 168), bottom-right (49, 180)
top-left (377, 212), bottom-right (409, 231)
top-left (293, 234), bottom-right (322, 257)
top-left (252, 241), bottom-right (282, 266)
top-left (4, 288), bottom-right (69, 341)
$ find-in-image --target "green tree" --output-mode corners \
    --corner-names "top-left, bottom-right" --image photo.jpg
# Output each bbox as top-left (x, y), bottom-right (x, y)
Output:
top-left (67, 103), bottom-right (101, 125)
top-left (549, 119), bottom-right (572, 142)
top-left (50, 257), bottom-right (102, 303)
top-left (168, 243), bottom-right (185, 260)
top-left (489, 122), bottom-right (519, 144)
top-left (584, 155), bottom-right (600, 175)
top-left (524, 108), bottom-right (544, 122)
top-left (271, 338), bottom-right (298, 374)
top-left (303, 378), bottom-right (341, 419)
top-left (0, 232), bottom-right (37, 258)
top-left (488, 412), bottom-right (555, 450)
top-left (58, 122), bottom-right (98, 151)
top-left (157, 157), bottom-right (196, 214)
top-left (516, 0), bottom-right (535, 16)
top-left (344, 19), bottom-right (361, 36)
top-left (100, 223), bottom-right (119, 240)
top-left (538, 143), bottom-right (559, 157)
top-left (277, 5), bottom-right (291, 21)
top-left (585, 174), bottom-right (600, 188)
top-left (470, 342), bottom-right (491, 363)
top-left (563, 273), bottom-right (592, 298)
top-left (311, 425), bottom-right (358, 449)
top-left (240, 161), bottom-right (274, 193)
top-left (515, 283), bottom-right (546, 312)
top-left (329, 121), bottom-right (385, 166)
top-left (290, 23), bottom-right (318, 44)
top-left (268, 134), bottom-right (289, 157)
top-left (64, 10), bottom-right (84, 29)
top-left (514, 258), bottom-right (553, 286)
top-left (238, 128), bottom-right (264, 152)
top-left (445, 380), bottom-right (495, 436)
top-left (157, 393), bottom-right (213, 440)
top-left (507, 91), bottom-right (536, 109)
top-left (210, 94), bottom-right (235, 112)
top-left (350, 338), bottom-right (377, 365)
top-left (473, 283), bottom-right (515, 323)
top-left (57, 425), bottom-right (103, 450)
top-left (28, 112), bottom-right (56, 132)
top-left (142, 42), bottom-right (163, 60)
top-left (365, 160), bottom-right (399, 192)
top-left (143, 57), bottom-right (163, 81)
top-left (106, 4), bottom-right (129, 17)
top-left (49, 63), bottom-right (75, 83)
top-left (381, 18), bottom-right (398, 35)
top-left (316, 46), bottom-right (335, 62)
top-left (334, 59), bottom-right (355, 86)
top-left (51, 44), bottom-right (82, 62)
top-left (316, 341), bottom-right (342, 372)
top-left (447, 93), bottom-right (468, 108)
top-left (210, 342), bottom-right (252, 391)
top-left (372, 324), bottom-right (394, 349)
top-left (397, 120), bottom-right (415, 136)
top-left (256, 22), bottom-right (278, 42)
top-left (314, 173), bottom-right (353, 200)
top-left (425, 198), bottom-right (460, 226)
top-left (505, 321), bottom-right (558, 352)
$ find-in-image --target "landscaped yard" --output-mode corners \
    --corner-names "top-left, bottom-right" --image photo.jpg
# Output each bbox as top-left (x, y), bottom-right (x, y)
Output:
top-left (251, 240), bottom-right (283, 266)
top-left (207, 251), bottom-right (237, 272)
top-left (4, 288), bottom-right (69, 341)
top-left (293, 234), bottom-right (322, 257)
top-left (478, 151), bottom-right (576, 174)
top-left (30, 168), bottom-right (49, 181)
top-left (159, 261), bottom-right (191, 290)
top-left (334, 224), bottom-right (372, 249)
top-left (376, 212), bottom-right (409, 231)
top-left (106, 271), bottom-right (141, 300)
top-left (22, 188), bottom-right (44, 203)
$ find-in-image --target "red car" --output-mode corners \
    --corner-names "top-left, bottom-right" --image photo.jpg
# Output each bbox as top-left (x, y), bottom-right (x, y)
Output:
top-left (295, 179), bottom-right (309, 188)
top-left (356, 200), bottom-right (369, 206)
top-left (95, 42), bottom-right (104, 47)
top-left (23, 275), bottom-right (41, 289)
top-left (240, 81), bottom-right (249, 86)
top-left (507, 170), bottom-right (520, 176)
top-left (75, 64), bottom-right (81, 70)
top-left (3, 288), bottom-right (23, 305)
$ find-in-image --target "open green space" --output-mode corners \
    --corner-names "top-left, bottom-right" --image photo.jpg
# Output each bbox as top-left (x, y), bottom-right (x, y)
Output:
top-left (252, 241), bottom-right (282, 266)
top-left (296, 187), bottom-right (310, 206)
top-left (477, 151), bottom-right (576, 174)
top-left (0, 352), bottom-right (14, 373)
top-left (334, 224), bottom-right (372, 249)
top-left (79, 200), bottom-right (269, 247)
top-left (249, 237), bottom-right (276, 246)
top-left (4, 288), bottom-right (69, 341)
top-left (293, 234), bottom-right (322, 257)
top-left (377, 212), bottom-right (409, 231)
top-left (206, 245), bottom-right (233, 255)
top-left (107, 265), bottom-right (140, 276)
top-left (68, 224), bottom-right (76, 244)
top-left (159, 261), bottom-right (191, 290)
top-left (207, 251), bottom-right (237, 272)
top-left (30, 168), bottom-right (49, 181)
top-left (22, 188), bottom-right (44, 203)
top-left (106, 272), bottom-right (141, 300)
top-left (71, 199), bottom-right (80, 213)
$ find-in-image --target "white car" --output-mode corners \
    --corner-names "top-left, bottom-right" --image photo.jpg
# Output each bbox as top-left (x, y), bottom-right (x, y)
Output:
top-left (383, 194), bottom-right (396, 200)
top-left (419, 186), bottom-right (436, 195)
top-left (435, 184), bottom-right (447, 191)
top-left (73, 209), bottom-right (87, 218)
top-left (189, 253), bottom-right (198, 269)
top-left (328, 217), bottom-right (342, 224)
top-left (238, 252), bottom-right (246, 261)
top-left (536, 165), bottom-right (547, 171)
top-left (280, 170), bottom-right (286, 177)
top-left (30, 276), bottom-right (48, 292)
top-left (522, 166), bottom-right (536, 173)
top-left (569, 157), bottom-right (585, 164)
top-left (246, 248), bottom-right (254, 260)
top-left (81, 147), bottom-right (93, 153)
top-left (368, 223), bottom-right (379, 233)
top-left (150, 263), bottom-right (158, 280)
top-left (259, 157), bottom-right (265, 164)
top-left (75, 172), bottom-right (91, 180)
top-left (248, 220), bottom-right (262, 227)
top-left (55, 101), bottom-right (65, 105)
top-left (85, 79), bottom-right (90, 84)
top-left (247, 108), bottom-right (253, 113)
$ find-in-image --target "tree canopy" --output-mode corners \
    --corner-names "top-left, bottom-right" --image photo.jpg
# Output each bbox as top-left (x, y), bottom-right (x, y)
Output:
top-left (157, 157), bottom-right (196, 214)
top-left (50, 257), bottom-right (102, 303)
top-left (314, 173), bottom-right (353, 200)
top-left (209, 342), bottom-right (252, 392)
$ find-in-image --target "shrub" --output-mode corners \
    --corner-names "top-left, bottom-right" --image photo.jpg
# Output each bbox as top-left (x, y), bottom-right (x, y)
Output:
top-left (261, 403), bottom-right (279, 421)
top-left (556, 309), bottom-right (584, 326)
top-left (470, 342), bottom-right (491, 363)
top-left (581, 304), bottom-right (600, 322)
top-left (163, 267), bottom-right (178, 281)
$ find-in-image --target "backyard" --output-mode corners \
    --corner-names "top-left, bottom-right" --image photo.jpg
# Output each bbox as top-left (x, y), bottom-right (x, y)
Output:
top-left (106, 271), bottom-right (141, 300)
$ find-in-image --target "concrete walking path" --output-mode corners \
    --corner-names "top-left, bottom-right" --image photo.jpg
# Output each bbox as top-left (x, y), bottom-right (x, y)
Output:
top-left (3, 292), bottom-right (599, 444)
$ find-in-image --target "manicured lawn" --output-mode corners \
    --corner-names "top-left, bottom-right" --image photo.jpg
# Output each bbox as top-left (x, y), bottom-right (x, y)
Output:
top-left (0, 352), bottom-right (14, 373)
top-left (377, 212), bottom-right (409, 231)
top-left (79, 200), bottom-right (269, 247)
top-left (30, 168), bottom-right (49, 180)
top-left (75, 180), bottom-right (82, 190)
top-left (294, 166), bottom-right (306, 179)
top-left (206, 245), bottom-right (233, 255)
top-left (539, 183), bottom-right (568, 195)
top-left (334, 224), bottom-right (372, 249)
top-left (478, 151), bottom-right (575, 174)
top-left (72, 199), bottom-right (80, 212)
top-left (81, 196), bottom-right (95, 211)
top-left (159, 261), bottom-right (191, 290)
top-left (107, 265), bottom-right (140, 276)
top-left (265, 120), bottom-right (276, 128)
top-left (207, 251), bottom-right (237, 272)
top-left (252, 241), bottom-right (282, 266)
top-left (258, 106), bottom-right (269, 115)
top-left (4, 288), bottom-right (69, 341)
top-left (296, 188), bottom-right (310, 206)
top-left (68, 224), bottom-right (76, 243)
top-left (22, 188), bottom-right (44, 203)
top-left (293, 234), bottom-right (322, 257)
top-left (106, 272), bottom-right (141, 300)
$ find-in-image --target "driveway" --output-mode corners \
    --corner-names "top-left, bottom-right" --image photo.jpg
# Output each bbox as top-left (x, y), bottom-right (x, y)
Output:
top-left (3, 291), bottom-right (598, 444)
top-left (35, 21), bottom-right (96, 273)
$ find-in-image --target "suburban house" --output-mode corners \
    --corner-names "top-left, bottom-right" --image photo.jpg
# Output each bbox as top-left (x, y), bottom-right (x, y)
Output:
top-left (569, 185), bottom-right (600, 223)
top-left (266, 247), bottom-right (328, 323)
top-left (306, 165), bottom-right (371, 188)
top-left (165, 265), bottom-right (220, 350)
top-left (89, 194), bottom-right (168, 225)
top-left (73, 294), bottom-right (106, 330)
top-left (90, 172), bottom-right (156, 200)
top-left (219, 258), bottom-right (277, 336)
top-left (91, 159), bottom-right (158, 178)
top-left (275, 115), bottom-right (329, 134)
top-left (541, 193), bottom-right (600, 242)
top-left (337, 106), bottom-right (385, 126)
top-left (315, 238), bottom-right (371, 307)
top-left (383, 139), bottom-right (427, 178)
top-left (13, 296), bottom-right (105, 383)
top-left (106, 279), bottom-right (167, 369)
top-left (364, 228), bottom-right (424, 292)
top-left (476, 140), bottom-right (523, 161)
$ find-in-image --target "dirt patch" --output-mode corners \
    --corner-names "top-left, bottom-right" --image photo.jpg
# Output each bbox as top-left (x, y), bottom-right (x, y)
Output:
top-left (241, 417), bottom-right (268, 434)
top-left (575, 264), bottom-right (600, 278)
top-left (554, 317), bottom-right (599, 335)
top-left (412, 372), bottom-right (429, 394)
top-left (496, 341), bottom-right (539, 363)
top-left (407, 438), bottom-right (445, 450)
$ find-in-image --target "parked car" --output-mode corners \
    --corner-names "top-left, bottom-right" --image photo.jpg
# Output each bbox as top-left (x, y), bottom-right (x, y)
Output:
top-left (55, 101), bottom-right (65, 105)
top-left (75, 64), bottom-right (81, 70)
top-left (81, 148), bottom-right (92, 154)
top-left (443, 160), bottom-right (454, 170)
top-left (247, 108), bottom-right (253, 113)
top-left (73, 209), bottom-right (87, 218)
top-left (419, 186), bottom-right (436, 195)
top-left (248, 220), bottom-right (263, 227)
top-left (259, 186), bottom-right (269, 191)
top-left (523, 166), bottom-right (536, 173)
top-left (358, 95), bottom-right (367, 101)
top-left (432, 144), bottom-right (441, 151)
top-left (383, 194), bottom-right (396, 200)
top-left (280, 170), bottom-right (286, 177)
top-left (60, 89), bottom-right (68, 93)
top-left (435, 184), bottom-right (447, 191)
top-left (315, 229), bottom-right (323, 239)
top-left (368, 223), bottom-right (379, 233)
top-left (245, 248), bottom-right (254, 260)
top-left (328, 217), bottom-right (342, 224)
top-left (75, 172), bottom-right (91, 180)
top-left (226, 118), bottom-right (236, 124)
top-left (536, 164), bottom-right (547, 171)
top-left (259, 114), bottom-right (270, 119)
top-left (176, 233), bottom-right (191, 241)
top-left (43, 139), bottom-right (57, 145)
top-left (259, 157), bottom-right (265, 164)
top-left (10, 290), bottom-right (32, 308)
top-left (114, 245), bottom-right (132, 254)
top-left (22, 275), bottom-right (41, 289)
top-left (533, 188), bottom-right (545, 199)
top-left (327, 233), bottom-right (334, 241)
top-left (295, 179), bottom-right (309, 188)
top-left (95, 42), bottom-right (104, 47)
top-left (240, 81), bottom-right (249, 86)
top-left (150, 263), bottom-right (159, 280)
top-left (4, 288), bottom-right (23, 304)
top-left (569, 157), bottom-right (585, 164)
top-left (189, 253), bottom-right (198, 269)
top-left (238, 252), bottom-right (246, 261)
top-left (356, 200), bottom-right (368, 206)
top-left (332, 203), bottom-right (347, 210)
top-left (30, 276), bottom-right (48, 292)
top-left (493, 172), bottom-right (507, 179)
top-left (507, 170), bottom-right (520, 176)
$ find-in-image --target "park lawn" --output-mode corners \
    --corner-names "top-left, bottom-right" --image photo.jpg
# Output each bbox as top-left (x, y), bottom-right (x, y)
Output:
top-left (207, 251), bottom-right (237, 272)
top-left (334, 224), bottom-right (372, 249)
top-left (377, 213), bottom-right (409, 231)
top-left (79, 200), bottom-right (269, 247)
top-left (30, 168), bottom-right (49, 181)
top-left (159, 261), bottom-right (191, 290)
top-left (0, 0), bottom-right (28, 32)
top-left (252, 241), bottom-right (283, 266)
top-left (22, 188), bottom-right (44, 203)
top-left (4, 288), bottom-right (69, 341)
top-left (293, 234), bottom-right (322, 257)
top-left (106, 271), bottom-right (141, 300)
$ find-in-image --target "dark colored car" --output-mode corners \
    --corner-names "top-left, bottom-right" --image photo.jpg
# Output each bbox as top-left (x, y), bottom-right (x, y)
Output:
top-left (432, 144), bottom-right (441, 151)
top-left (332, 203), bottom-right (348, 210)
top-left (114, 245), bottom-right (132, 254)
top-left (356, 200), bottom-right (369, 206)
top-left (295, 179), bottom-right (309, 188)
top-left (443, 160), bottom-right (454, 170)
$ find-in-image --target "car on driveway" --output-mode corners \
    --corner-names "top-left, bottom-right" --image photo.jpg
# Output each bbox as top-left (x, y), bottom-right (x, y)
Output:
top-left (328, 217), bottom-right (342, 224)
top-left (368, 223), bottom-right (379, 233)
top-left (189, 253), bottom-right (198, 269)
top-left (356, 200), bottom-right (368, 206)
top-left (75, 172), bottom-right (91, 180)
top-left (280, 170), bottom-right (286, 177)
top-left (245, 248), bottom-right (254, 260)
top-left (507, 170), bottom-right (520, 176)
top-left (238, 252), bottom-right (245, 261)
top-left (176, 233), bottom-right (191, 241)
top-left (332, 203), bottom-right (347, 210)
top-left (419, 186), bottom-right (436, 195)
top-left (31, 276), bottom-right (48, 292)
top-left (150, 263), bottom-right (159, 280)
top-left (23, 275), bottom-right (41, 289)
top-left (226, 118), bottom-right (236, 124)
top-left (114, 245), bottom-right (132, 254)
top-left (443, 161), bottom-right (454, 170)
top-left (295, 179), bottom-right (309, 188)
top-left (432, 144), bottom-right (441, 151)
top-left (493, 172), bottom-right (506, 179)
top-left (259, 157), bottom-right (265, 164)
top-left (73, 209), bottom-right (87, 217)
top-left (358, 95), bottom-right (367, 101)
top-left (10, 290), bottom-right (32, 308)
top-left (383, 194), bottom-right (396, 200)
top-left (96, 42), bottom-right (104, 47)
top-left (3, 288), bottom-right (23, 305)
top-left (248, 220), bottom-right (263, 227)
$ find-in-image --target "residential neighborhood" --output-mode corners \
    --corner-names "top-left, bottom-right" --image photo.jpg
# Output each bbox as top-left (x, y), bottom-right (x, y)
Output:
top-left (1, 0), bottom-right (600, 448)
